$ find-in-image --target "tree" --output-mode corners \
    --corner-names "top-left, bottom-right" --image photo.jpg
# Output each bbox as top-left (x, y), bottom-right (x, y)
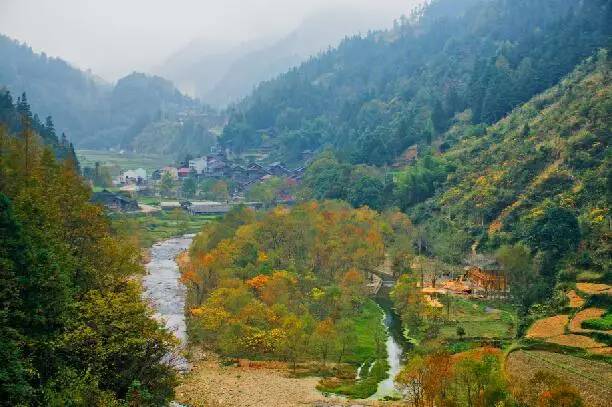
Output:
top-left (60, 286), bottom-right (177, 404)
top-left (0, 194), bottom-right (33, 405)
top-left (335, 319), bottom-right (357, 363)
top-left (181, 176), bottom-right (197, 198)
top-left (456, 326), bottom-right (466, 339)
top-left (160, 172), bottom-right (174, 197)
top-left (526, 205), bottom-right (580, 255)
top-left (313, 318), bottom-right (337, 366)
top-left (347, 174), bottom-right (384, 210)
top-left (211, 180), bottom-right (229, 202)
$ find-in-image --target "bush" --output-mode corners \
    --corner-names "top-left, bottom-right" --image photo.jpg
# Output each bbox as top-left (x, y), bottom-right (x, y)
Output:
top-left (582, 313), bottom-right (612, 331)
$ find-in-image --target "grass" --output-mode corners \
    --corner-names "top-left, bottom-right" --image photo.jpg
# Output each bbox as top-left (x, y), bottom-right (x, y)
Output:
top-left (438, 298), bottom-right (516, 340)
top-left (77, 149), bottom-right (172, 172)
top-left (111, 211), bottom-right (216, 248)
top-left (576, 270), bottom-right (604, 282)
top-left (137, 196), bottom-right (162, 206)
top-left (317, 299), bottom-right (390, 399)
top-left (583, 313), bottom-right (612, 331)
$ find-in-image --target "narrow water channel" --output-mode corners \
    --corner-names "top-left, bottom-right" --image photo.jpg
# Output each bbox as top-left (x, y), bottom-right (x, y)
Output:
top-left (142, 234), bottom-right (194, 371)
top-left (370, 284), bottom-right (409, 400)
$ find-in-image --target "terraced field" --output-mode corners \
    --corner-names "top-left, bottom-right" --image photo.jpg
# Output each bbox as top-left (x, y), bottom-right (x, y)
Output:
top-left (506, 350), bottom-right (612, 407)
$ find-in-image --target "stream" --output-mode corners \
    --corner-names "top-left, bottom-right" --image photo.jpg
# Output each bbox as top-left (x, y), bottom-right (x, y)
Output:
top-left (370, 276), bottom-right (409, 400)
top-left (142, 234), bottom-right (195, 371)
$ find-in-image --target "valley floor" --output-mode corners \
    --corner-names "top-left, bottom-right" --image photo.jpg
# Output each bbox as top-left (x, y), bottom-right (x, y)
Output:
top-left (175, 353), bottom-right (401, 407)
top-left (176, 354), bottom-right (338, 407)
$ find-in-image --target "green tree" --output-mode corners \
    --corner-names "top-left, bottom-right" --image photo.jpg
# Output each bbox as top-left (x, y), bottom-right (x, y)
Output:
top-left (160, 172), bottom-right (174, 197)
top-left (211, 180), bottom-right (229, 202)
top-left (181, 176), bottom-right (197, 198)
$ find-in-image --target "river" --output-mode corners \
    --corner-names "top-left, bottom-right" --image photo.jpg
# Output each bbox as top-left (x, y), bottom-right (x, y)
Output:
top-left (142, 234), bottom-right (195, 371)
top-left (370, 279), bottom-right (408, 400)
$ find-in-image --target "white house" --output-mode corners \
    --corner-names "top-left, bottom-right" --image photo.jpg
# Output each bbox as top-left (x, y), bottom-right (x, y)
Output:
top-left (188, 156), bottom-right (208, 175)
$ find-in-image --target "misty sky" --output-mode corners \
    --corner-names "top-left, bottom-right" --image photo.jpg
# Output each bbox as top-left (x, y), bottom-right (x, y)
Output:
top-left (0, 0), bottom-right (418, 82)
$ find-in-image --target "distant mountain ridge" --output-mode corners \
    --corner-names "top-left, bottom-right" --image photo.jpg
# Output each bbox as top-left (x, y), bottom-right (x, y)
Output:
top-left (155, 7), bottom-right (398, 107)
top-left (0, 34), bottom-right (201, 151)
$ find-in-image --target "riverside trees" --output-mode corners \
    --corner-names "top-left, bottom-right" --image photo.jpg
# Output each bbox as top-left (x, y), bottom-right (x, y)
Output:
top-left (0, 125), bottom-right (176, 405)
top-left (184, 202), bottom-right (411, 364)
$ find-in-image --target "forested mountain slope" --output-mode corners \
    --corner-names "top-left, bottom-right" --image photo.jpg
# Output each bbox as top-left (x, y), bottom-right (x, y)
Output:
top-left (0, 34), bottom-right (110, 145)
top-left (0, 89), bottom-right (77, 162)
top-left (221, 0), bottom-right (611, 165)
top-left (413, 52), bottom-right (610, 302)
top-left (0, 35), bottom-right (200, 150)
top-left (0, 122), bottom-right (177, 405)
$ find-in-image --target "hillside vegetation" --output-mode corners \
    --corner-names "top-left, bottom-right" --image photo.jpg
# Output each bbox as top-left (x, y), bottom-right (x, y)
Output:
top-left (0, 115), bottom-right (177, 405)
top-left (0, 35), bottom-right (209, 153)
top-left (420, 52), bottom-right (610, 307)
top-left (221, 0), bottom-right (611, 165)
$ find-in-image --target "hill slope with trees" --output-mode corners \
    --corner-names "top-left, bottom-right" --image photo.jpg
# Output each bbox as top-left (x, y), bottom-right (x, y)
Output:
top-left (0, 106), bottom-right (177, 406)
top-left (0, 34), bottom-right (201, 151)
top-left (412, 52), bottom-right (611, 315)
top-left (220, 0), bottom-right (611, 165)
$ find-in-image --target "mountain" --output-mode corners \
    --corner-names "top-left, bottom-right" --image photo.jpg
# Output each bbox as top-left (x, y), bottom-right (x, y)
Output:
top-left (0, 34), bottom-right (110, 144)
top-left (0, 34), bottom-right (207, 152)
top-left (219, 0), bottom-right (611, 165)
top-left (0, 88), bottom-right (78, 163)
top-left (155, 7), bottom-right (397, 107)
top-left (410, 51), bottom-right (611, 302)
top-left (87, 72), bottom-right (199, 148)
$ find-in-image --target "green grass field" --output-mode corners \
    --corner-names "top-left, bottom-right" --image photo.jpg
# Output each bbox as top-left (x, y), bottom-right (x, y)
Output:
top-left (438, 298), bottom-right (516, 339)
top-left (77, 149), bottom-right (172, 172)
top-left (317, 299), bottom-right (390, 399)
top-left (582, 312), bottom-right (612, 331)
top-left (111, 211), bottom-right (217, 248)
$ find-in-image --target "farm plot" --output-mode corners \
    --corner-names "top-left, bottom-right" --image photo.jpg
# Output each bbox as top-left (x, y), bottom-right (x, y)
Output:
top-left (576, 283), bottom-right (612, 295)
top-left (567, 290), bottom-right (585, 308)
top-left (506, 350), bottom-right (612, 407)
top-left (525, 315), bottom-right (568, 338)
top-left (570, 308), bottom-right (611, 334)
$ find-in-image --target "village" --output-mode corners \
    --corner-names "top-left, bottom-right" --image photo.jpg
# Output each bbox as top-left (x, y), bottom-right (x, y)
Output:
top-left (89, 145), bottom-right (306, 215)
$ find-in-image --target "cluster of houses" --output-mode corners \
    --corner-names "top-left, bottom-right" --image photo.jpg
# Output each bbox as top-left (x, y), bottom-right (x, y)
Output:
top-left (137, 150), bottom-right (306, 192)
top-left (111, 148), bottom-right (305, 194)
top-left (183, 150), bottom-right (305, 189)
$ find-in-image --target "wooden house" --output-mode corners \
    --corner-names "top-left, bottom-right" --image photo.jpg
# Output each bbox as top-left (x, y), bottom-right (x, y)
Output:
top-left (464, 254), bottom-right (507, 294)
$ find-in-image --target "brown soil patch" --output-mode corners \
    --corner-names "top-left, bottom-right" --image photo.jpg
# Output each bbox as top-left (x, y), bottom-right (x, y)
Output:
top-left (570, 308), bottom-right (611, 334)
top-left (576, 283), bottom-right (612, 295)
top-left (567, 290), bottom-right (585, 308)
top-left (545, 334), bottom-right (606, 349)
top-left (141, 248), bottom-right (151, 264)
top-left (506, 350), bottom-right (612, 407)
top-left (589, 347), bottom-right (612, 355)
top-left (526, 315), bottom-right (569, 338)
top-left (453, 347), bottom-right (502, 362)
top-left (175, 354), bottom-right (392, 406)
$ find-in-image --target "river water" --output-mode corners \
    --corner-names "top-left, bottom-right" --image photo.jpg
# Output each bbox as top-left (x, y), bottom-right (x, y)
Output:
top-left (142, 234), bottom-right (195, 371)
top-left (370, 307), bottom-right (404, 400)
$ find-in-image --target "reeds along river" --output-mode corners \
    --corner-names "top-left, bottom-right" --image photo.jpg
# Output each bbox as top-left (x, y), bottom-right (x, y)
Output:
top-left (142, 234), bottom-right (195, 371)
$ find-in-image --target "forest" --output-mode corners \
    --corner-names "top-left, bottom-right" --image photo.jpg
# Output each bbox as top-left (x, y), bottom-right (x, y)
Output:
top-left (0, 113), bottom-right (177, 404)
top-left (221, 0), bottom-right (611, 166)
